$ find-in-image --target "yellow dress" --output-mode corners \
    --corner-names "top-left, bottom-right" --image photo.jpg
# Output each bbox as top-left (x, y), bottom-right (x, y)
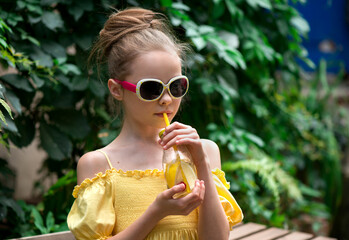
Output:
top-left (67, 151), bottom-right (243, 240)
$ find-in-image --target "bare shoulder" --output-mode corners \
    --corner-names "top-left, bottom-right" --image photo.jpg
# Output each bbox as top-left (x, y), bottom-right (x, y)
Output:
top-left (200, 139), bottom-right (221, 169)
top-left (76, 151), bottom-right (110, 185)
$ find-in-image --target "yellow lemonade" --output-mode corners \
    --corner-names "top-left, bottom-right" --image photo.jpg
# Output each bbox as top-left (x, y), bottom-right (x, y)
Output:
top-left (160, 113), bottom-right (197, 198)
top-left (164, 157), bottom-right (197, 198)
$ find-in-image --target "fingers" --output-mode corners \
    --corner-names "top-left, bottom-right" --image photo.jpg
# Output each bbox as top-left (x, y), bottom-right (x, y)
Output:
top-left (156, 180), bottom-right (205, 217)
top-left (184, 180), bottom-right (205, 204)
top-left (160, 122), bottom-right (200, 149)
top-left (179, 180), bottom-right (205, 214)
top-left (162, 183), bottom-right (186, 199)
top-left (164, 121), bottom-right (190, 131)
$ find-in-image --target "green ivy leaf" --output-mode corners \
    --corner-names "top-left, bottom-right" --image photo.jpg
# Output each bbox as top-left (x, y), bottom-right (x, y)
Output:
top-left (290, 16), bottom-right (310, 36)
top-left (0, 114), bottom-right (17, 132)
top-left (31, 74), bottom-right (45, 88)
top-left (68, 0), bottom-right (93, 21)
top-left (219, 31), bottom-right (239, 49)
top-left (0, 74), bottom-right (34, 92)
top-left (58, 63), bottom-right (81, 75)
top-left (46, 211), bottom-right (55, 232)
top-left (89, 79), bottom-right (107, 98)
top-left (39, 122), bottom-right (72, 160)
top-left (196, 78), bottom-right (215, 94)
top-left (212, 0), bottom-right (225, 19)
top-left (0, 84), bottom-right (5, 98)
top-left (68, 7), bottom-right (84, 22)
top-left (246, 0), bottom-right (272, 9)
top-left (29, 46), bottom-right (53, 68)
top-left (0, 110), bottom-right (6, 128)
top-left (191, 37), bottom-right (206, 51)
top-left (42, 11), bottom-right (64, 31)
top-left (244, 132), bottom-right (265, 147)
top-left (42, 41), bottom-right (67, 59)
top-left (0, 98), bottom-right (13, 119)
top-left (28, 15), bottom-right (42, 24)
top-left (71, 75), bottom-right (88, 91)
top-left (32, 208), bottom-right (47, 234)
top-left (0, 38), bottom-right (7, 48)
top-left (225, 0), bottom-right (243, 18)
top-left (44, 170), bottom-right (76, 196)
top-left (171, 2), bottom-right (190, 11)
top-left (161, 0), bottom-right (172, 7)
top-left (5, 90), bottom-right (21, 114)
top-left (49, 109), bottom-right (90, 140)
top-left (9, 115), bottom-right (35, 148)
top-left (40, 0), bottom-right (60, 6)
top-left (0, 196), bottom-right (25, 222)
top-left (74, 34), bottom-right (93, 50)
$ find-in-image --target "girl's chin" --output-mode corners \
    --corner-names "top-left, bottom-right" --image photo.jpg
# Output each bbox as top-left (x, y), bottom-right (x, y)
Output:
top-left (154, 122), bottom-right (167, 129)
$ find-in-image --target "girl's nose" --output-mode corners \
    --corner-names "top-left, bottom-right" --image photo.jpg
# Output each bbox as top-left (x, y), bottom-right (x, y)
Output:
top-left (158, 89), bottom-right (172, 105)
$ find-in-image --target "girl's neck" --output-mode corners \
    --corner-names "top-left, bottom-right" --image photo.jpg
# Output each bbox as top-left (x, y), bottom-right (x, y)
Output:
top-left (115, 117), bottom-right (161, 146)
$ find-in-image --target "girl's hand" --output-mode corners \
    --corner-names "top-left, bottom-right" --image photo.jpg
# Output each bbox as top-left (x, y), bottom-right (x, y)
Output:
top-left (158, 122), bottom-right (209, 168)
top-left (152, 180), bottom-right (205, 218)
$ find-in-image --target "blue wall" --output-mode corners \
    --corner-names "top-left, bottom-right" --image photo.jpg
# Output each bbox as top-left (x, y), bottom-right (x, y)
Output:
top-left (293, 0), bottom-right (349, 72)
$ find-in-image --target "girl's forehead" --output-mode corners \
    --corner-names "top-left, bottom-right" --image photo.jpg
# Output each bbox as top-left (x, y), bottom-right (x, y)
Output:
top-left (127, 50), bottom-right (182, 82)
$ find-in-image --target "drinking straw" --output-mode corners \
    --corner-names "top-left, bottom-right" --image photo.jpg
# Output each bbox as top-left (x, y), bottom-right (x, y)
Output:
top-left (163, 113), bottom-right (170, 126)
top-left (163, 113), bottom-right (180, 153)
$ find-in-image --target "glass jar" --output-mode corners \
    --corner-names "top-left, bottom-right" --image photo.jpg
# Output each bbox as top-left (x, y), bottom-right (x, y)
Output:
top-left (159, 129), bottom-right (198, 198)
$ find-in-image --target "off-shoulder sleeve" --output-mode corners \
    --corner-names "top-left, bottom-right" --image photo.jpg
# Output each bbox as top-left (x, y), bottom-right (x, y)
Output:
top-left (67, 172), bottom-right (115, 240)
top-left (212, 168), bottom-right (243, 230)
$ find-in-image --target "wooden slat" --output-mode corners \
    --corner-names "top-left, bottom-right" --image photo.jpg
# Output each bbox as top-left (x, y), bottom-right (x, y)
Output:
top-left (238, 227), bottom-right (289, 240)
top-left (311, 237), bottom-right (337, 240)
top-left (276, 231), bottom-right (314, 240)
top-left (8, 231), bottom-right (75, 240)
top-left (229, 222), bottom-right (266, 239)
top-left (8, 224), bottom-right (337, 240)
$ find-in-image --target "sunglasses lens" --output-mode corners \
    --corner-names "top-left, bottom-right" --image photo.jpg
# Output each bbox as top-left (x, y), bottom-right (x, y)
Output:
top-left (140, 81), bottom-right (163, 100)
top-left (170, 78), bottom-right (188, 98)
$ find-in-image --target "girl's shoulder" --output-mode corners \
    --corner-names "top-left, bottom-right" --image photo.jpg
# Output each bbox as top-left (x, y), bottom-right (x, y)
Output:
top-left (76, 150), bottom-right (111, 185)
top-left (200, 139), bottom-right (221, 169)
top-left (200, 139), bottom-right (219, 152)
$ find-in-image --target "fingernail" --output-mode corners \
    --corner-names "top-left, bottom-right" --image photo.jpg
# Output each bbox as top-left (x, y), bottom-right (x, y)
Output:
top-left (180, 181), bottom-right (186, 189)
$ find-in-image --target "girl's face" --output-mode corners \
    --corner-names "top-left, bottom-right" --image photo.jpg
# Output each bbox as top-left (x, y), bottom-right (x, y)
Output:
top-left (121, 50), bottom-right (183, 129)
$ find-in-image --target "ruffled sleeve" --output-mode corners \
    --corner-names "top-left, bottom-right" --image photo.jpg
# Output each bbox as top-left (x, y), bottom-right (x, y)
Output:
top-left (67, 171), bottom-right (115, 240)
top-left (212, 168), bottom-right (243, 230)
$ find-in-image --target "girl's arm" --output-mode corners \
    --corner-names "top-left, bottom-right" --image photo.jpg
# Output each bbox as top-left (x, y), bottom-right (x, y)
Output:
top-left (160, 123), bottom-right (231, 240)
top-left (196, 140), bottom-right (230, 240)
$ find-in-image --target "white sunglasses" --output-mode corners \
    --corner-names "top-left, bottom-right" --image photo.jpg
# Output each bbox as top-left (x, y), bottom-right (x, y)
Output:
top-left (113, 75), bottom-right (189, 102)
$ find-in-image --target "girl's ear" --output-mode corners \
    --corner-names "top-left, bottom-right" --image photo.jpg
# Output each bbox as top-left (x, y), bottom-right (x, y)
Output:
top-left (108, 79), bottom-right (123, 100)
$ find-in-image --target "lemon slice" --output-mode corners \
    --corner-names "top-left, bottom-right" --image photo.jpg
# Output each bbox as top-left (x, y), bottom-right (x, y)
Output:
top-left (180, 160), bottom-right (197, 192)
top-left (165, 161), bottom-right (180, 188)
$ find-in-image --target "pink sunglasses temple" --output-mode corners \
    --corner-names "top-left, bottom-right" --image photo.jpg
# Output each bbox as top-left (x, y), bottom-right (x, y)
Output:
top-left (113, 79), bottom-right (137, 93)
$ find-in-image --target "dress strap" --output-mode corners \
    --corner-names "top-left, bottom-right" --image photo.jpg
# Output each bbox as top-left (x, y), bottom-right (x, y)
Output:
top-left (97, 150), bottom-right (113, 169)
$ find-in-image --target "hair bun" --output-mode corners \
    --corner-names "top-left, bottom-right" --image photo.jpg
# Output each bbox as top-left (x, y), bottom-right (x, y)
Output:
top-left (104, 8), bottom-right (164, 32)
top-left (89, 7), bottom-right (189, 82)
top-left (97, 8), bottom-right (167, 57)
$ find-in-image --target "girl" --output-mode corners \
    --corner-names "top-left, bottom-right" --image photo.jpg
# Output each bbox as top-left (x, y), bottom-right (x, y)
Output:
top-left (67, 7), bottom-right (243, 240)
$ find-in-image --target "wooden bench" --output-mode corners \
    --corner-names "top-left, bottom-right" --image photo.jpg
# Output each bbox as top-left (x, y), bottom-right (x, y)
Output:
top-left (8, 222), bottom-right (337, 240)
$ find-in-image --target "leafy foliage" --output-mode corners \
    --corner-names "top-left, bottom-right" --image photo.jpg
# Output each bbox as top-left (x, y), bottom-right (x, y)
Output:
top-left (0, 0), bottom-right (347, 238)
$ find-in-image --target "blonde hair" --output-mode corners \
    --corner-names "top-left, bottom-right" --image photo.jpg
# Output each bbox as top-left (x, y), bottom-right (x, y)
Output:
top-left (89, 7), bottom-right (189, 80)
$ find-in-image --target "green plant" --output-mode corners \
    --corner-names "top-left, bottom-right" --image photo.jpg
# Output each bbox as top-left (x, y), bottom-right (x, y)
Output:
top-left (0, 0), bottom-right (347, 238)
top-left (0, 17), bottom-right (14, 146)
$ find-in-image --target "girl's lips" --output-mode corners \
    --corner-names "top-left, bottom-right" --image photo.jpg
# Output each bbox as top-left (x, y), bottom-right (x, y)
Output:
top-left (155, 112), bottom-right (171, 117)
